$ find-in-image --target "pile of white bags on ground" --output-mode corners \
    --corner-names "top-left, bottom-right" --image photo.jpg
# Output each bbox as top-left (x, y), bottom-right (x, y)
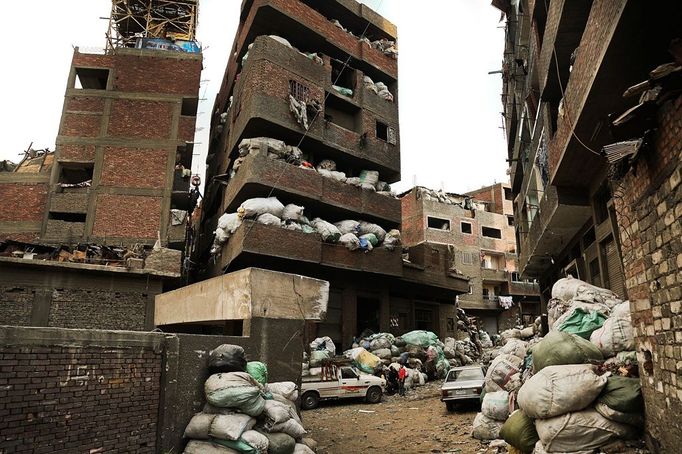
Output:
top-left (209, 196), bottom-right (399, 255)
top-left (472, 277), bottom-right (644, 453)
top-left (183, 344), bottom-right (318, 454)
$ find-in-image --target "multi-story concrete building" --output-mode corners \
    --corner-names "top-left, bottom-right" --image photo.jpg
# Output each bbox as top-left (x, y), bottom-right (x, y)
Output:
top-left (401, 183), bottom-right (541, 334)
top-left (497, 0), bottom-right (681, 449)
top-left (185, 0), bottom-right (469, 349)
top-left (0, 1), bottom-right (203, 331)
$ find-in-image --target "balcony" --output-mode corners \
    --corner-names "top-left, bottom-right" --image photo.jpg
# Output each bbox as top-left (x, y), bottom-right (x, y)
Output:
top-left (508, 280), bottom-right (541, 296)
top-left (458, 294), bottom-right (499, 311)
top-left (481, 268), bottom-right (508, 282)
top-left (222, 153), bottom-right (401, 226)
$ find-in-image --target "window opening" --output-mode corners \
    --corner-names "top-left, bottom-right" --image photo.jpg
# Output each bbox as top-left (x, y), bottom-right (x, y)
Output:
top-left (325, 94), bottom-right (360, 132)
top-left (289, 80), bottom-right (310, 103)
top-left (58, 164), bottom-right (94, 186)
top-left (507, 216), bottom-right (514, 226)
top-left (504, 187), bottom-right (513, 200)
top-left (461, 222), bottom-right (472, 234)
top-left (428, 217), bottom-right (450, 230)
top-left (49, 212), bottom-right (86, 223)
top-left (482, 226), bottom-right (502, 239)
top-left (376, 121), bottom-right (388, 141)
top-left (330, 59), bottom-right (356, 91)
top-left (74, 68), bottom-right (109, 90)
top-left (181, 97), bottom-right (199, 116)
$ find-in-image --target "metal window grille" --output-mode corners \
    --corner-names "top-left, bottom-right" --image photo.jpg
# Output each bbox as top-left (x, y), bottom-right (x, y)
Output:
top-left (289, 80), bottom-right (310, 103)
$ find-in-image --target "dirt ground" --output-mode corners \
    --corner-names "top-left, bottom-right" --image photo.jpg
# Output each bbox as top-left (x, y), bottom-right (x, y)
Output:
top-left (302, 381), bottom-right (489, 454)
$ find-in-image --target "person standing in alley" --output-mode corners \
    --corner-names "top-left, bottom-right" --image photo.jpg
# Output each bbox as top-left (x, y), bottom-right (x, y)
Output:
top-left (398, 364), bottom-right (408, 396)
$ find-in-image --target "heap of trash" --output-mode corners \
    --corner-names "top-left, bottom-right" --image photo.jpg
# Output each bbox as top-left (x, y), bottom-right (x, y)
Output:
top-left (471, 276), bottom-right (644, 454)
top-left (330, 19), bottom-right (398, 58)
top-left (210, 196), bottom-right (400, 255)
top-left (183, 344), bottom-right (318, 454)
top-left (233, 137), bottom-right (396, 197)
top-left (304, 327), bottom-right (484, 387)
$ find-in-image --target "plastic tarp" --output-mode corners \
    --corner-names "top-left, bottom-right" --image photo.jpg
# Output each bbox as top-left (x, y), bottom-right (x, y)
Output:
top-left (556, 307), bottom-right (607, 339)
top-left (532, 331), bottom-right (603, 373)
top-left (400, 330), bottom-right (439, 348)
top-left (517, 364), bottom-right (608, 419)
top-left (245, 362), bottom-right (268, 385)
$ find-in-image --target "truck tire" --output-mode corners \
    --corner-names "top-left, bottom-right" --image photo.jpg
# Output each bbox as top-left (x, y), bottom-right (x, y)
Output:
top-left (365, 386), bottom-right (382, 404)
top-left (301, 391), bottom-right (320, 410)
top-left (446, 401), bottom-right (456, 412)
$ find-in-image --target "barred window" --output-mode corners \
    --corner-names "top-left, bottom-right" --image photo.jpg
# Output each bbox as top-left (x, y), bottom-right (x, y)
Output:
top-left (289, 80), bottom-right (310, 103)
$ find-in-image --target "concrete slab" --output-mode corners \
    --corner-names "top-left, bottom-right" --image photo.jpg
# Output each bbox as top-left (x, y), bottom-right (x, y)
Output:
top-left (154, 267), bottom-right (329, 325)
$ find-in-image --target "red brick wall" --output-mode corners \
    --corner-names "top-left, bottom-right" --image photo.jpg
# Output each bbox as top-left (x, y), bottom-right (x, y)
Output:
top-left (178, 116), bottom-right (197, 142)
top-left (65, 96), bottom-right (105, 112)
top-left (72, 52), bottom-right (112, 69)
top-left (100, 147), bottom-right (168, 189)
top-left (92, 194), bottom-right (162, 239)
top-left (57, 144), bottom-right (96, 162)
top-left (108, 99), bottom-right (174, 139)
top-left (400, 190), bottom-right (425, 246)
top-left (0, 183), bottom-right (48, 222)
top-left (614, 95), bottom-right (682, 451)
top-left (0, 344), bottom-right (160, 452)
top-left (60, 113), bottom-right (102, 137)
top-left (113, 54), bottom-right (202, 96)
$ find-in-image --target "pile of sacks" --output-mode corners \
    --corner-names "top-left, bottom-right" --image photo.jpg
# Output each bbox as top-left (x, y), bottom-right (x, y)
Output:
top-left (234, 138), bottom-right (396, 197)
top-left (472, 277), bottom-right (643, 453)
top-left (183, 344), bottom-right (318, 454)
top-left (210, 196), bottom-right (400, 255)
top-left (362, 75), bottom-right (394, 102)
top-left (329, 19), bottom-right (398, 59)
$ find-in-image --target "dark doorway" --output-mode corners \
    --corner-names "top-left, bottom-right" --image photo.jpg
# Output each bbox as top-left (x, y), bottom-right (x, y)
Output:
top-left (356, 297), bottom-right (380, 336)
top-left (414, 306), bottom-right (435, 331)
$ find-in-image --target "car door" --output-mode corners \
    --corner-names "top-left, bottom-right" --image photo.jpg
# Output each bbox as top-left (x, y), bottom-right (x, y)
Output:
top-left (339, 367), bottom-right (367, 397)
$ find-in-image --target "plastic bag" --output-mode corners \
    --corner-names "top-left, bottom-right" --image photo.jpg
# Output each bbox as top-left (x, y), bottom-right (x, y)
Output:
top-left (310, 336), bottom-right (336, 356)
top-left (344, 347), bottom-right (381, 373)
top-left (358, 170), bottom-right (380, 186)
top-left (183, 412), bottom-right (215, 439)
top-left (209, 413), bottom-right (256, 441)
top-left (261, 432), bottom-right (295, 454)
top-left (246, 361), bottom-right (268, 385)
top-left (281, 204), bottom-right (305, 222)
top-left (335, 220), bottom-right (361, 235)
top-left (499, 338), bottom-right (528, 359)
top-left (383, 229), bottom-right (401, 251)
top-left (256, 213), bottom-right (281, 226)
top-left (209, 344), bottom-right (247, 373)
top-left (293, 443), bottom-right (315, 454)
top-left (359, 233), bottom-right (378, 247)
top-left (472, 412), bottom-right (504, 440)
top-left (339, 233), bottom-right (360, 251)
top-left (241, 430), bottom-right (269, 454)
top-left (517, 364), bottom-right (608, 419)
top-left (358, 221), bottom-right (386, 242)
top-left (556, 306), bottom-right (607, 339)
top-left (266, 382), bottom-right (299, 402)
top-left (204, 372), bottom-right (265, 417)
top-left (590, 302), bottom-right (634, 357)
top-left (400, 330), bottom-right (439, 348)
top-left (311, 218), bottom-right (341, 243)
top-left (268, 35), bottom-right (292, 48)
top-left (309, 350), bottom-right (329, 367)
top-left (262, 399), bottom-right (294, 425)
top-left (184, 440), bottom-right (243, 454)
top-left (596, 375), bottom-right (643, 414)
top-left (238, 197), bottom-right (284, 219)
top-left (218, 213), bottom-right (242, 233)
top-left (481, 390), bottom-right (510, 421)
top-left (485, 354), bottom-right (523, 392)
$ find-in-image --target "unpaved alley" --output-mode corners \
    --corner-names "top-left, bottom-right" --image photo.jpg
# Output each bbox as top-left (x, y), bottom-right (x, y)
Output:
top-left (303, 382), bottom-right (486, 454)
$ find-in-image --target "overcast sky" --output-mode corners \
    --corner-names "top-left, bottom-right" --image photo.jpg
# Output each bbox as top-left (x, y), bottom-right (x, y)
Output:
top-left (1, 0), bottom-right (507, 194)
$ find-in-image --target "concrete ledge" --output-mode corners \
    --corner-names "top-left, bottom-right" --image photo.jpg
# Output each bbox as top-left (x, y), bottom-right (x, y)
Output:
top-left (154, 267), bottom-right (329, 326)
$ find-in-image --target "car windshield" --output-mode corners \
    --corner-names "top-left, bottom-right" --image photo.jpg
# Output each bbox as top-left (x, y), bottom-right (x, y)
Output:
top-left (446, 368), bottom-right (483, 382)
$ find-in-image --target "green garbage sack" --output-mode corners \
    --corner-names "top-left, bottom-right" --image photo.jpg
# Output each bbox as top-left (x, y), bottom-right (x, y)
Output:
top-left (400, 330), bottom-right (439, 348)
top-left (246, 361), bottom-right (268, 385)
top-left (597, 376), bottom-right (643, 413)
top-left (558, 308), bottom-right (607, 339)
top-left (500, 409), bottom-right (539, 454)
top-left (533, 331), bottom-right (603, 373)
top-left (211, 437), bottom-right (258, 454)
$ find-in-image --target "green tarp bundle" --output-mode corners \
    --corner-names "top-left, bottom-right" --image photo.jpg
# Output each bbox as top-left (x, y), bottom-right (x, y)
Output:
top-left (558, 308), bottom-right (607, 339)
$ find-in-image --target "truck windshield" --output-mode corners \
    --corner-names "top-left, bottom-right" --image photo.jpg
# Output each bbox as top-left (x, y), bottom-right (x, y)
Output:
top-left (446, 368), bottom-right (483, 382)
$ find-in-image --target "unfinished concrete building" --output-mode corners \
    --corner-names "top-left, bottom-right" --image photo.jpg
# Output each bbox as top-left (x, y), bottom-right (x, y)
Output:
top-left (497, 0), bottom-right (682, 449)
top-left (401, 183), bottom-right (541, 334)
top-left (0, 0), bottom-right (203, 331)
top-left (180, 0), bottom-right (469, 349)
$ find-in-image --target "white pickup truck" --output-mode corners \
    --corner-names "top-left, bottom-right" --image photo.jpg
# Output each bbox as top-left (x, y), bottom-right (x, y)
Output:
top-left (301, 364), bottom-right (386, 409)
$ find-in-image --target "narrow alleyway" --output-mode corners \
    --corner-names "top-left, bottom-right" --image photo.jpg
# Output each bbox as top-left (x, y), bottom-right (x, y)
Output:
top-left (303, 382), bottom-right (485, 454)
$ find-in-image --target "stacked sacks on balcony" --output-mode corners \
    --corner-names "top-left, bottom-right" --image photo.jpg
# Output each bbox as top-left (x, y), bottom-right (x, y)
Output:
top-left (182, 344), bottom-right (318, 454)
top-left (492, 277), bottom-right (642, 453)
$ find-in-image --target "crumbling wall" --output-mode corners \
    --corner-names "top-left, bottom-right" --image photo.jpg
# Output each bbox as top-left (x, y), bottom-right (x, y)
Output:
top-left (614, 95), bottom-right (682, 451)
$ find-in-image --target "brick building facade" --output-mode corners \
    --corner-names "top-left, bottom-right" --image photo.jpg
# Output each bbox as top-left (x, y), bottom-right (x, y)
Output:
top-left (497, 0), bottom-right (682, 450)
top-left (400, 184), bottom-right (541, 334)
top-left (190, 0), bottom-right (469, 349)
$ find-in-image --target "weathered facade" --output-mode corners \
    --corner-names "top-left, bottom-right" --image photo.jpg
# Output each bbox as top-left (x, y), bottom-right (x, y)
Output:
top-left (497, 0), bottom-right (682, 450)
top-left (401, 184), bottom-right (541, 334)
top-left (191, 0), bottom-right (469, 350)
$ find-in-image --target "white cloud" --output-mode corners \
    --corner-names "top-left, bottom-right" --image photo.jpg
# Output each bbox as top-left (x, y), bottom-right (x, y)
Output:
top-left (1, 0), bottom-right (507, 194)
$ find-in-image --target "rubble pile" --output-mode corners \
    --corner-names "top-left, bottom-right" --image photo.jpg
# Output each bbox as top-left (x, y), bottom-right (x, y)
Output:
top-left (183, 344), bottom-right (318, 454)
top-left (234, 137), bottom-right (396, 197)
top-left (210, 196), bottom-right (400, 255)
top-left (471, 277), bottom-right (644, 454)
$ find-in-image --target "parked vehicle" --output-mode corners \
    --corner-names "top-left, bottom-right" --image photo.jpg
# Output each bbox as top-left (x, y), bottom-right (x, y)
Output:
top-left (301, 364), bottom-right (386, 409)
top-left (441, 365), bottom-right (485, 411)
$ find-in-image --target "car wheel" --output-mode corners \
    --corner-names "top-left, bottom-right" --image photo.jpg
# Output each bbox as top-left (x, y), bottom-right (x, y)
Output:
top-left (365, 386), bottom-right (382, 404)
top-left (446, 401), bottom-right (456, 412)
top-left (301, 391), bottom-right (319, 410)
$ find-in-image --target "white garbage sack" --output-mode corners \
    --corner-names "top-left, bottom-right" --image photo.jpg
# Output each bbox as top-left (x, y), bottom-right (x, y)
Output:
top-left (318, 168), bottom-right (347, 182)
top-left (264, 418), bottom-right (307, 439)
top-left (281, 204), bottom-right (305, 222)
top-left (383, 229), bottom-right (401, 250)
top-left (311, 218), bottom-right (341, 242)
top-left (241, 430), bottom-right (269, 454)
top-left (532, 440), bottom-right (594, 454)
top-left (358, 221), bottom-right (386, 242)
top-left (218, 213), bottom-right (242, 233)
top-left (519, 326), bottom-right (535, 338)
top-left (256, 213), bottom-right (282, 226)
top-left (499, 338), bottom-right (528, 359)
top-left (266, 382), bottom-right (299, 402)
top-left (517, 364), bottom-right (608, 419)
top-left (594, 401), bottom-right (644, 427)
top-left (263, 399), bottom-right (295, 425)
top-left (500, 328), bottom-right (522, 343)
top-left (338, 233), bottom-right (360, 250)
top-left (335, 220), bottom-right (360, 234)
top-left (472, 412), bottom-right (504, 441)
top-left (481, 391), bottom-right (510, 421)
top-left (590, 302), bottom-right (634, 357)
top-left (485, 354), bottom-right (523, 392)
top-left (293, 443), bottom-right (315, 454)
top-left (183, 412), bottom-right (216, 439)
top-left (310, 336), bottom-right (336, 356)
top-left (552, 276), bottom-right (619, 304)
top-left (547, 298), bottom-right (572, 327)
top-left (535, 409), bottom-right (636, 452)
top-left (238, 197), bottom-right (285, 219)
top-left (358, 170), bottom-right (380, 186)
top-left (209, 413), bottom-right (256, 441)
top-left (204, 372), bottom-right (265, 417)
top-left (268, 35), bottom-right (292, 48)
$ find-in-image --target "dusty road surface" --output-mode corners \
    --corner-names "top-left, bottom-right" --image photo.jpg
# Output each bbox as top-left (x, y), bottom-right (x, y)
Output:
top-left (303, 381), bottom-right (487, 454)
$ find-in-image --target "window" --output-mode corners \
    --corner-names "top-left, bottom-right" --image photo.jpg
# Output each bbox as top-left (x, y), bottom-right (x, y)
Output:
top-left (330, 59), bottom-right (355, 91)
top-left (49, 212), bottom-right (86, 223)
top-left (511, 272), bottom-right (522, 282)
top-left (428, 216), bottom-right (450, 230)
top-left (461, 252), bottom-right (473, 265)
top-left (74, 67), bottom-right (109, 90)
top-left (461, 221), bottom-right (472, 234)
top-left (594, 184), bottom-right (611, 225)
top-left (589, 258), bottom-right (601, 286)
top-left (181, 97), bottom-right (199, 116)
top-left (583, 227), bottom-right (596, 247)
top-left (482, 226), bottom-right (502, 239)
top-left (504, 187), bottom-right (513, 200)
top-left (289, 80), bottom-right (310, 103)
top-left (376, 121), bottom-right (388, 140)
top-left (325, 94), bottom-right (360, 131)
top-left (58, 163), bottom-right (94, 185)
top-left (507, 216), bottom-right (514, 226)
top-left (341, 368), bottom-right (357, 379)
